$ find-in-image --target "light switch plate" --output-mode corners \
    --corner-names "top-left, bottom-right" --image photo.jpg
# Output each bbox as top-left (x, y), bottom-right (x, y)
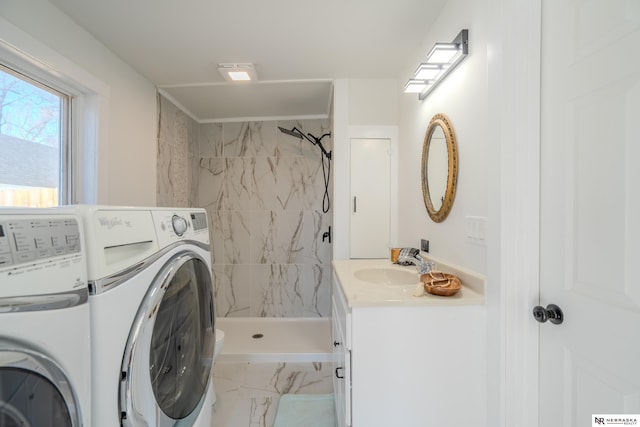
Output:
top-left (465, 216), bottom-right (487, 246)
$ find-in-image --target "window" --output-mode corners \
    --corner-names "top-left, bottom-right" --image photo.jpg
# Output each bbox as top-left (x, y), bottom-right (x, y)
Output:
top-left (0, 64), bottom-right (71, 207)
top-left (1, 16), bottom-right (108, 206)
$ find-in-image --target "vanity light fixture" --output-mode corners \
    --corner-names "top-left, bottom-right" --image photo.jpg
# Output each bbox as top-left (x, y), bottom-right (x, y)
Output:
top-left (404, 29), bottom-right (468, 101)
top-left (426, 43), bottom-right (461, 64)
top-left (414, 63), bottom-right (444, 80)
top-left (218, 63), bottom-right (258, 82)
top-left (403, 79), bottom-right (431, 93)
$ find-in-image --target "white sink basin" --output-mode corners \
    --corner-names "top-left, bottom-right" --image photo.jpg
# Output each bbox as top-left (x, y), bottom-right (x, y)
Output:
top-left (353, 268), bottom-right (419, 285)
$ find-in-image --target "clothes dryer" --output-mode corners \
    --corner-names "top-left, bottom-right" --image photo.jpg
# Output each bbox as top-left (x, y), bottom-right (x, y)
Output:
top-left (72, 206), bottom-right (215, 427)
top-left (0, 209), bottom-right (91, 427)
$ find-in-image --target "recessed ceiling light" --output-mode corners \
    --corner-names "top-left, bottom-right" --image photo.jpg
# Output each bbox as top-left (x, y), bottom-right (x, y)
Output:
top-left (218, 63), bottom-right (258, 82)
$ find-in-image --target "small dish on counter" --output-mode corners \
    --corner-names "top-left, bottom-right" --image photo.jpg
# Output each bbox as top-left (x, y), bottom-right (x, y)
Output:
top-left (419, 271), bottom-right (462, 296)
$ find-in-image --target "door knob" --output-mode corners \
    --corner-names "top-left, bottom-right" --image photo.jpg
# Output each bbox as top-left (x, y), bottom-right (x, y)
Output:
top-left (533, 304), bottom-right (564, 325)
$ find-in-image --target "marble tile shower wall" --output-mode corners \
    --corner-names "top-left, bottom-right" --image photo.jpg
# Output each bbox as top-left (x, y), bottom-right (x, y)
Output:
top-left (198, 120), bottom-right (333, 318)
top-left (157, 95), bottom-right (199, 207)
top-left (157, 94), bottom-right (333, 318)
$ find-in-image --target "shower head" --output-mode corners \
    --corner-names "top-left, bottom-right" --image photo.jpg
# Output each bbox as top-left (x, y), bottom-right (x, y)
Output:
top-left (278, 125), bottom-right (332, 161)
top-left (278, 126), bottom-right (304, 139)
top-left (277, 124), bottom-right (333, 213)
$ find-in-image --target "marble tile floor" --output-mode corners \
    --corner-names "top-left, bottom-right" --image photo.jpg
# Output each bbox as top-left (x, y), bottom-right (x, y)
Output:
top-left (211, 361), bottom-right (334, 427)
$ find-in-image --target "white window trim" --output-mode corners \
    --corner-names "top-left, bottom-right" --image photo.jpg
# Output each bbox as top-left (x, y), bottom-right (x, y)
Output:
top-left (0, 16), bottom-right (110, 204)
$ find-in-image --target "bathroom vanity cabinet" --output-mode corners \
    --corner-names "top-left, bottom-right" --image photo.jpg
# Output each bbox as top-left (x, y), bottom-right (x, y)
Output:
top-left (331, 259), bottom-right (486, 427)
top-left (331, 277), bottom-right (350, 426)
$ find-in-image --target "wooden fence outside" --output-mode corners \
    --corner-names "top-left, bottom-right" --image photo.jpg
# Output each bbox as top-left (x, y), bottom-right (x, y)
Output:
top-left (0, 187), bottom-right (58, 207)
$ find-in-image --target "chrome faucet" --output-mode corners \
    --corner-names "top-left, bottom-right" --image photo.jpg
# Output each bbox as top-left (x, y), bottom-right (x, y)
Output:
top-left (397, 253), bottom-right (432, 275)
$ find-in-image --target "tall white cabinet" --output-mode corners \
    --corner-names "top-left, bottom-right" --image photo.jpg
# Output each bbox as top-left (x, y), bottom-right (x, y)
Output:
top-left (332, 259), bottom-right (487, 427)
top-left (349, 138), bottom-right (390, 258)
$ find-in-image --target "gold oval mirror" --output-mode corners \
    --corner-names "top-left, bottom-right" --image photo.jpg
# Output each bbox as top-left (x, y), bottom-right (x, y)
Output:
top-left (421, 113), bottom-right (458, 223)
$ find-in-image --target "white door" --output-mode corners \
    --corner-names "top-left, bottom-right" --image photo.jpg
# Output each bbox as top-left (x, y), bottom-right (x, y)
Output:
top-left (350, 138), bottom-right (390, 258)
top-left (540, 0), bottom-right (640, 425)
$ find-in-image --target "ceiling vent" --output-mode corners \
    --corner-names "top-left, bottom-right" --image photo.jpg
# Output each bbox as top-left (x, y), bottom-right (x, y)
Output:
top-left (217, 63), bottom-right (258, 82)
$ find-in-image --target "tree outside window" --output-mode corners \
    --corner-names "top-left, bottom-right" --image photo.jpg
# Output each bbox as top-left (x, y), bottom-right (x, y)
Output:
top-left (0, 65), bottom-right (69, 207)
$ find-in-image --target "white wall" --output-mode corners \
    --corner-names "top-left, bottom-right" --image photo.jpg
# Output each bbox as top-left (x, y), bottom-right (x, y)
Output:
top-left (397, 0), bottom-right (488, 275)
top-left (396, 0), bottom-right (492, 424)
top-left (348, 79), bottom-right (398, 125)
top-left (333, 79), bottom-right (399, 259)
top-left (0, 1), bottom-right (158, 206)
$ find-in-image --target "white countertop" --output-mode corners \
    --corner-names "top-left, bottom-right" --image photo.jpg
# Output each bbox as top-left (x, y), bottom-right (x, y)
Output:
top-left (332, 258), bottom-right (485, 308)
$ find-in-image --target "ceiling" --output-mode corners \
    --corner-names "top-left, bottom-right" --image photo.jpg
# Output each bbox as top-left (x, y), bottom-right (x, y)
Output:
top-left (49, 0), bottom-right (447, 122)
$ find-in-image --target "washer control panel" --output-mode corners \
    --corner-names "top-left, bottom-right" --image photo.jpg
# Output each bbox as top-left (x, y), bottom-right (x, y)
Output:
top-left (0, 213), bottom-right (86, 297)
top-left (189, 211), bottom-right (207, 232)
top-left (171, 214), bottom-right (189, 236)
top-left (152, 209), bottom-right (209, 249)
top-left (0, 217), bottom-right (80, 269)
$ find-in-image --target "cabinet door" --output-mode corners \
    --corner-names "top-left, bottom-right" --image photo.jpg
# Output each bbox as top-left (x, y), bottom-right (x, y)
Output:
top-left (332, 302), bottom-right (347, 427)
top-left (350, 138), bottom-right (390, 258)
top-left (332, 280), bottom-right (352, 427)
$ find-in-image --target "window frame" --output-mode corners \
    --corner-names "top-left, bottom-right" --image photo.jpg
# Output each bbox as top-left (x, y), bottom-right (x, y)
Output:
top-left (0, 15), bottom-right (110, 205)
top-left (0, 62), bottom-right (73, 205)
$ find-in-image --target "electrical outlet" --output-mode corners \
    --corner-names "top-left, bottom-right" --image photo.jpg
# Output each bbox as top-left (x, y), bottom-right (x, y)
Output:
top-left (420, 239), bottom-right (429, 252)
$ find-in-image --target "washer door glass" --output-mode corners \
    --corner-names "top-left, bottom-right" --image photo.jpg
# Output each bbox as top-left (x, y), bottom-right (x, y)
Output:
top-left (149, 255), bottom-right (214, 419)
top-left (0, 367), bottom-right (73, 427)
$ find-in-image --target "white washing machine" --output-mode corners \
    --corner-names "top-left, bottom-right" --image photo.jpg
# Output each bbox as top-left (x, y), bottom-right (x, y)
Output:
top-left (0, 209), bottom-right (91, 427)
top-left (71, 206), bottom-right (215, 427)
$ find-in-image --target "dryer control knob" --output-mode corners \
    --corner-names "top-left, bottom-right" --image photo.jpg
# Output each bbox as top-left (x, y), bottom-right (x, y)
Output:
top-left (172, 215), bottom-right (188, 236)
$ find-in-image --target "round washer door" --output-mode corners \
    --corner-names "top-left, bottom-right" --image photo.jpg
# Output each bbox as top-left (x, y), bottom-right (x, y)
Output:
top-left (0, 349), bottom-right (81, 427)
top-left (119, 251), bottom-right (215, 427)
